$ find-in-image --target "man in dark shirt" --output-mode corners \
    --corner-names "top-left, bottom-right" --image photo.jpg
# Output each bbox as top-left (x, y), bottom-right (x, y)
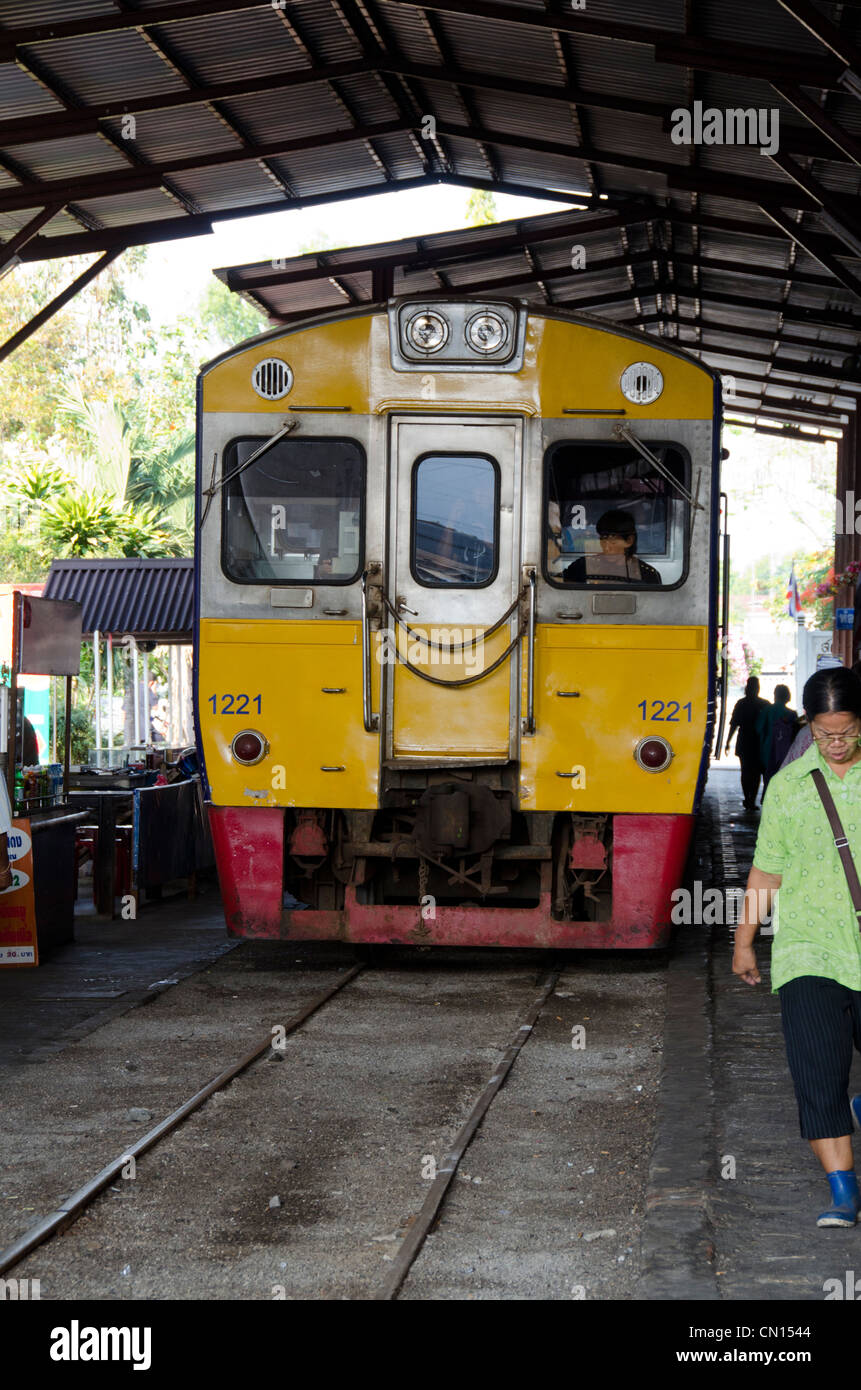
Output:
top-left (724, 676), bottom-right (769, 810)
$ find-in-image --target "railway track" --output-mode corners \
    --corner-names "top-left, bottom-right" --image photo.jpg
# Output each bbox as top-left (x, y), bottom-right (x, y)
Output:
top-left (0, 955), bottom-right (570, 1300)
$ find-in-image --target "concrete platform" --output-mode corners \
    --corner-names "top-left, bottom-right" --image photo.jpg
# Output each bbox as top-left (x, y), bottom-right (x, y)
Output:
top-left (0, 880), bottom-right (234, 1068)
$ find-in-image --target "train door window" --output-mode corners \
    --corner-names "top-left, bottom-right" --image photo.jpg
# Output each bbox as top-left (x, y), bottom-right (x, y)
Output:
top-left (221, 436), bottom-right (364, 585)
top-left (544, 441), bottom-right (690, 589)
top-left (411, 453), bottom-right (499, 587)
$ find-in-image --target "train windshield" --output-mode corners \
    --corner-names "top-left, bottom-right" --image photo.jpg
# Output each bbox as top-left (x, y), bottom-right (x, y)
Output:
top-left (544, 441), bottom-right (689, 589)
top-left (221, 435), bottom-right (364, 585)
top-left (411, 453), bottom-right (499, 587)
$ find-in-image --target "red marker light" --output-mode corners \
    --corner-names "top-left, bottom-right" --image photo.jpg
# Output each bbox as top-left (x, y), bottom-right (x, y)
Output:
top-left (231, 730), bottom-right (268, 766)
top-left (634, 737), bottom-right (673, 772)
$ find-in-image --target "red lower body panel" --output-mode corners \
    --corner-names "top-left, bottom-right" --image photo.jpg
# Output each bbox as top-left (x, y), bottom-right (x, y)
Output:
top-left (208, 807), bottom-right (693, 949)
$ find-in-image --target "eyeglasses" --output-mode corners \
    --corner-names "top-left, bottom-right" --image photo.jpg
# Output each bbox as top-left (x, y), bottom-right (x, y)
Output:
top-left (811, 726), bottom-right (861, 745)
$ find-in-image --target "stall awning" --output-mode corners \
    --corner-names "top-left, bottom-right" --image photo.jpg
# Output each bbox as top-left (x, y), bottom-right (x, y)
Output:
top-left (42, 558), bottom-right (193, 644)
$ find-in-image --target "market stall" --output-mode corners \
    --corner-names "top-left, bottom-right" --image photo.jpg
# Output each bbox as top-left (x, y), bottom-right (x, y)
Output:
top-left (0, 590), bottom-right (87, 964)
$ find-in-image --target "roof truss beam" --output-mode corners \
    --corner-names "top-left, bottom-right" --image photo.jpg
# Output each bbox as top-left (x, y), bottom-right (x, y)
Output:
top-left (775, 0), bottom-right (861, 89)
top-left (432, 120), bottom-right (824, 213)
top-left (0, 118), bottom-right (409, 215)
top-left (759, 205), bottom-right (861, 300)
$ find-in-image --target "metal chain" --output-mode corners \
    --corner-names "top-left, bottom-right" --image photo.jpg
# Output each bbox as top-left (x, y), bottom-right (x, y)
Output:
top-left (418, 856), bottom-right (429, 915)
top-left (382, 587), bottom-right (526, 651)
top-left (388, 622), bottom-right (527, 688)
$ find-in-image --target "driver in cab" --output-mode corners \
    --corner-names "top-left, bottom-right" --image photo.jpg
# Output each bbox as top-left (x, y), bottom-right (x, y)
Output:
top-left (561, 508), bottom-right (662, 586)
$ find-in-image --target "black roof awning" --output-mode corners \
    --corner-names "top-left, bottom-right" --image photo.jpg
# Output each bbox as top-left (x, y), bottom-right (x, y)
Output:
top-left (42, 558), bottom-right (193, 643)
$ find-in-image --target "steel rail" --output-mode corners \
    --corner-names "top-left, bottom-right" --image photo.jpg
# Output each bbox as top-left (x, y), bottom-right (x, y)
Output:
top-left (0, 964), bottom-right (364, 1277)
top-left (374, 966), bottom-right (560, 1300)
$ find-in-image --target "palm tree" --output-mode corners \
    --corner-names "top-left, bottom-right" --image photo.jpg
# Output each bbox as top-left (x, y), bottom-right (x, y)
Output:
top-left (50, 381), bottom-right (192, 553)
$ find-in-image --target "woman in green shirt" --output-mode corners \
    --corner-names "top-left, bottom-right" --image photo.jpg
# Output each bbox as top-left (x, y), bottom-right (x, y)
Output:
top-left (733, 667), bottom-right (861, 1228)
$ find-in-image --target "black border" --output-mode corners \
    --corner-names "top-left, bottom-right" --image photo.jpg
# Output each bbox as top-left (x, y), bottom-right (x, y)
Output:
top-left (409, 450), bottom-right (501, 590)
top-left (219, 433), bottom-right (366, 587)
top-left (543, 438), bottom-right (692, 592)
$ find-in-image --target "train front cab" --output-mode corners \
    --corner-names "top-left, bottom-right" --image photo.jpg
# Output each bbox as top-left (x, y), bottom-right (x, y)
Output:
top-left (196, 300), bottom-right (719, 949)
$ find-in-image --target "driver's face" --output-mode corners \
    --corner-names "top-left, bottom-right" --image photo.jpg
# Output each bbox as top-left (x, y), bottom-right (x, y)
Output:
top-left (599, 532), bottom-right (632, 555)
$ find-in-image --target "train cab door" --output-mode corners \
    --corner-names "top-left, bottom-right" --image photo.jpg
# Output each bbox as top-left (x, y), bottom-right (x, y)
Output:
top-left (385, 414), bottom-right (523, 763)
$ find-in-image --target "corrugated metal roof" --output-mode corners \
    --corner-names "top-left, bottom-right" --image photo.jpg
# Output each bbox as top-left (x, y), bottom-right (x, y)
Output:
top-left (42, 558), bottom-right (193, 642)
top-left (0, 0), bottom-right (857, 434)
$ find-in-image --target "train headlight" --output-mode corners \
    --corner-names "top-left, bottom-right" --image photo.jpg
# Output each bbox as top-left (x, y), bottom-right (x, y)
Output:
top-left (405, 309), bottom-right (449, 354)
top-left (634, 736), bottom-right (673, 772)
top-left (231, 730), bottom-right (269, 766)
top-left (465, 310), bottom-right (508, 354)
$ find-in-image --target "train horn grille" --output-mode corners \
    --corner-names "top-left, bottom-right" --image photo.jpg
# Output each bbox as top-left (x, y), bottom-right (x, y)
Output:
top-left (252, 357), bottom-right (293, 400)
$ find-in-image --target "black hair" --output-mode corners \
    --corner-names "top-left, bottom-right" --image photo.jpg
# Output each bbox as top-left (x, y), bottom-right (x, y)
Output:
top-left (744, 676), bottom-right (760, 696)
top-left (774, 684), bottom-right (791, 704)
top-left (802, 668), bottom-right (861, 721)
top-left (596, 508), bottom-right (637, 558)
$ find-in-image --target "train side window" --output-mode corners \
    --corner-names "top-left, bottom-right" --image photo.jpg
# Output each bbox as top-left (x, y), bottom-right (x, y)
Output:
top-left (544, 441), bottom-right (690, 590)
top-left (221, 436), bottom-right (364, 586)
top-left (411, 453), bottom-right (499, 588)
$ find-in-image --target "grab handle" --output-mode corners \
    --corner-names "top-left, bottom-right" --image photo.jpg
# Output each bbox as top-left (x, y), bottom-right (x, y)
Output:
top-left (361, 567), bottom-right (380, 733)
top-left (523, 568), bottom-right (536, 736)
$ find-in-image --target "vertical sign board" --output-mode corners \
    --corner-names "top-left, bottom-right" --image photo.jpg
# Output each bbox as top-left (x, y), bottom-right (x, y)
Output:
top-left (836, 608), bottom-right (855, 631)
top-left (0, 819), bottom-right (37, 966)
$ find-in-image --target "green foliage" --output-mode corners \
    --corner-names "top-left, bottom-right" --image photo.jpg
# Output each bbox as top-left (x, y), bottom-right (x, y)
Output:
top-left (56, 706), bottom-right (96, 765)
top-left (37, 493), bottom-right (184, 560)
top-left (0, 247), bottom-right (215, 570)
top-left (196, 277), bottom-right (267, 352)
top-left (465, 189), bottom-right (499, 226)
top-left (0, 525), bottom-right (53, 582)
top-left (113, 504), bottom-right (184, 558)
top-left (5, 461), bottom-right (71, 503)
top-left (40, 493), bottom-right (120, 557)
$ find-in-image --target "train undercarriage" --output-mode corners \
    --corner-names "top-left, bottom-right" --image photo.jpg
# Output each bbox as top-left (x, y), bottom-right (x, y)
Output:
top-left (208, 771), bottom-right (693, 948)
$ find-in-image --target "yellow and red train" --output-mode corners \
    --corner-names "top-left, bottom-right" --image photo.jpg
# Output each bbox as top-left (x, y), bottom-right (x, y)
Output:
top-left (195, 296), bottom-right (722, 947)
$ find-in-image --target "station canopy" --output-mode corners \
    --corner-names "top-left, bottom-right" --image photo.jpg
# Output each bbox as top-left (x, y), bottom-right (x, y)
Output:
top-left (1, 0), bottom-right (860, 439)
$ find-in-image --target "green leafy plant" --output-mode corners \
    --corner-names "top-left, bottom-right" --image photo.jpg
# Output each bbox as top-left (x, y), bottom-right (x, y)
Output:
top-left (40, 493), bottom-right (123, 557)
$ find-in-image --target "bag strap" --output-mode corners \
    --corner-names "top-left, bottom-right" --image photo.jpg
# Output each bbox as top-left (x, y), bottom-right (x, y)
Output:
top-left (811, 767), bottom-right (861, 929)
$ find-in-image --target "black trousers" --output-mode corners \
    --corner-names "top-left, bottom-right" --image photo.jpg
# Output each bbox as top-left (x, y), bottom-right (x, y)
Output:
top-left (779, 975), bottom-right (861, 1139)
top-left (738, 752), bottom-right (762, 806)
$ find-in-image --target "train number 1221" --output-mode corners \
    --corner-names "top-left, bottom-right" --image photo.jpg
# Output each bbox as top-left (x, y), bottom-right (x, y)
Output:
top-left (637, 700), bottom-right (692, 722)
top-left (207, 693), bottom-right (262, 715)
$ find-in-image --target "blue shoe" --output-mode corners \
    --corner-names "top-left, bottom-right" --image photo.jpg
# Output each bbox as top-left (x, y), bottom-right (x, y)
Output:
top-left (817, 1170), bottom-right (860, 1228)
top-left (852, 1095), bottom-right (861, 1133)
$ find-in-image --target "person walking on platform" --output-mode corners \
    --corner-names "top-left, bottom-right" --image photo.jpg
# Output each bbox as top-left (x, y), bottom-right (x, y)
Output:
top-left (733, 667), bottom-right (861, 1228)
top-left (757, 683), bottom-right (800, 795)
top-left (724, 675), bottom-right (769, 810)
